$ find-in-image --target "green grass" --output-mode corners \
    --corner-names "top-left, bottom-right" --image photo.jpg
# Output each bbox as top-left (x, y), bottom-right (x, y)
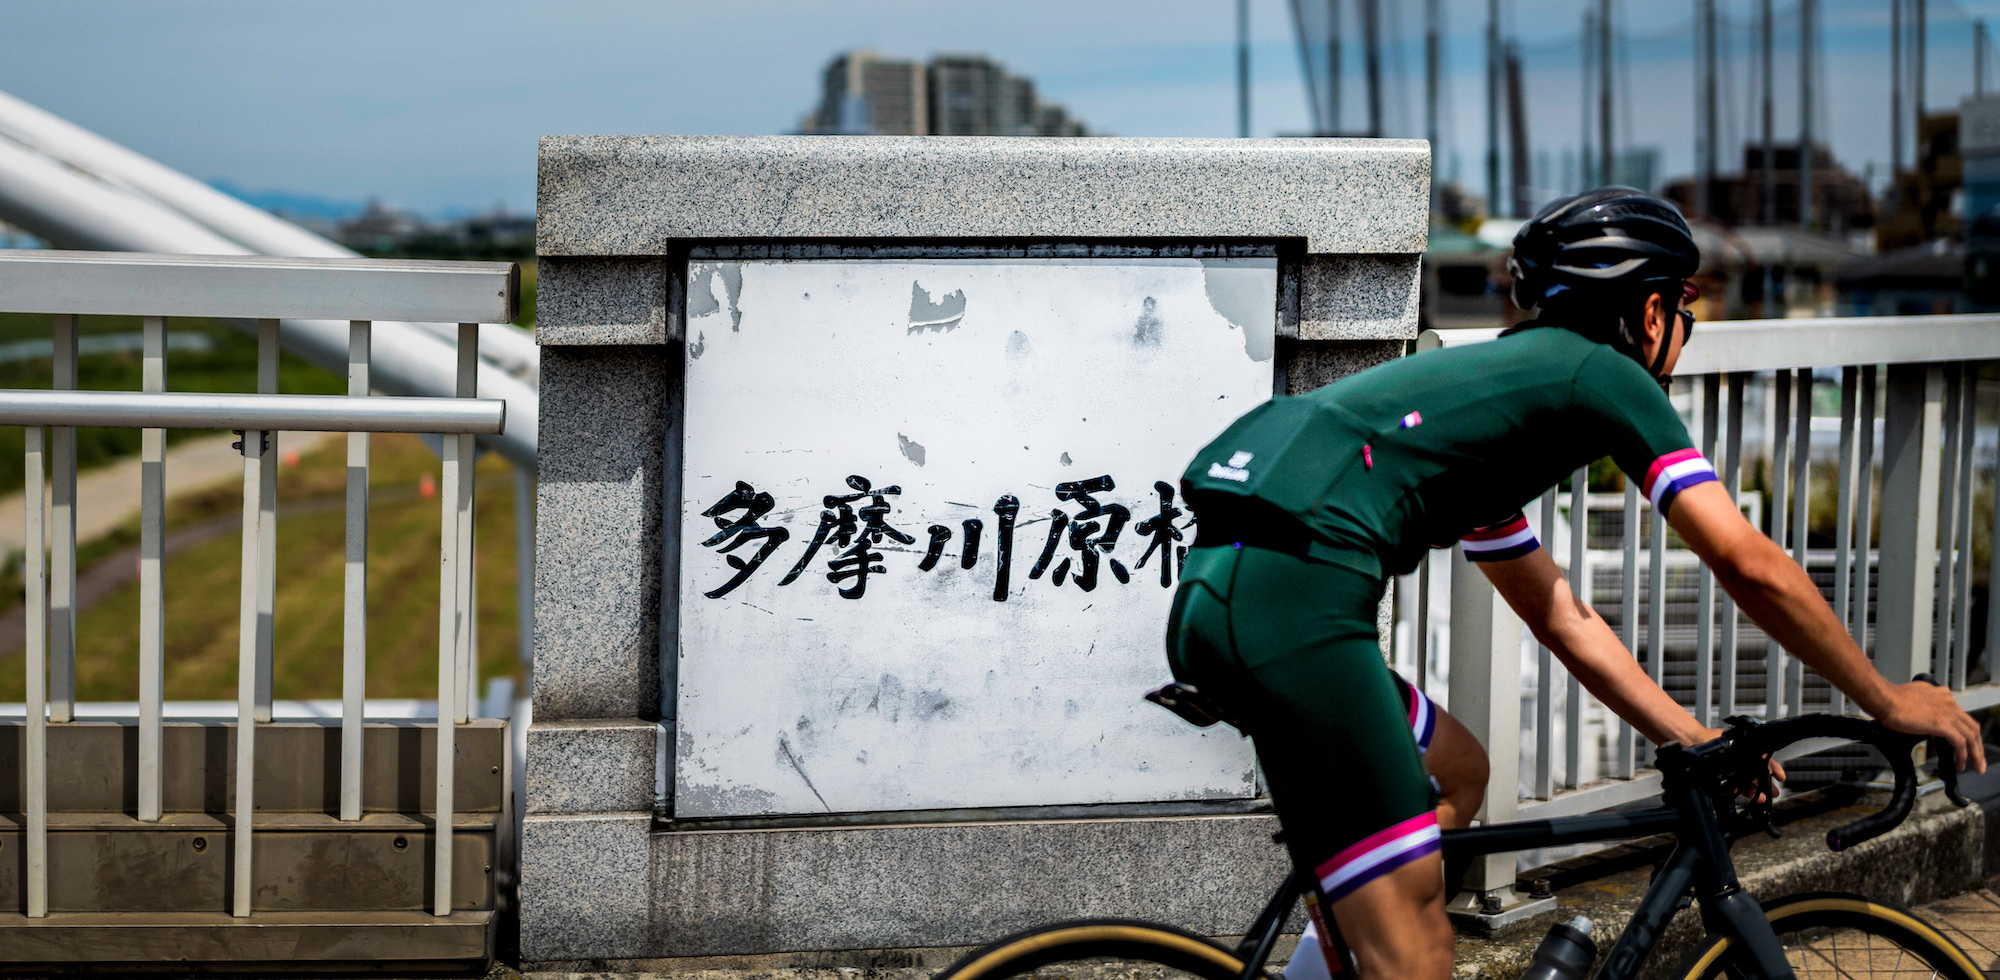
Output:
top-left (0, 432), bottom-right (526, 703)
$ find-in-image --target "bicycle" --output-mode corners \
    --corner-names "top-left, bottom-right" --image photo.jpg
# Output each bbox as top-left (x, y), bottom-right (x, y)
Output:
top-left (933, 683), bottom-right (1977, 980)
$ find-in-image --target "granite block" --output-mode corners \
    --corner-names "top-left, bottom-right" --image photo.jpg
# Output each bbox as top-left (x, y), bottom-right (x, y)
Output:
top-left (1299, 254), bottom-right (1423, 340)
top-left (527, 719), bottom-right (659, 815)
top-left (1283, 339), bottom-right (1405, 395)
top-left (642, 813), bottom-right (1290, 958)
top-left (534, 346), bottom-right (673, 721)
top-left (537, 256), bottom-right (669, 346)
top-left (538, 136), bottom-right (1430, 257)
top-left (519, 812), bottom-right (654, 962)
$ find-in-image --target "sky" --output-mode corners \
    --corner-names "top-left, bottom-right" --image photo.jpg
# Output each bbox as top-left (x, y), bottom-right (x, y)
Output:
top-left (1, 0), bottom-right (1995, 217)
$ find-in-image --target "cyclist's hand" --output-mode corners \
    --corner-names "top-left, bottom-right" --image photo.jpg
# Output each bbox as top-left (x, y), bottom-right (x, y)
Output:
top-left (1696, 727), bottom-right (1787, 802)
top-left (1878, 681), bottom-right (1987, 774)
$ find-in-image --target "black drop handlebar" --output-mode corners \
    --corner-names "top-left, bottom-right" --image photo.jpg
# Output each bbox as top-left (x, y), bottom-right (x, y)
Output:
top-left (1703, 679), bottom-right (1967, 852)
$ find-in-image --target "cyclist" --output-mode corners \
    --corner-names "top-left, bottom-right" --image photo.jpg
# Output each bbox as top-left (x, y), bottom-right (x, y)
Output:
top-left (1168, 187), bottom-right (1986, 980)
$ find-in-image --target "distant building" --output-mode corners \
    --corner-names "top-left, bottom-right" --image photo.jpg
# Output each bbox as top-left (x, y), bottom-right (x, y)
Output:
top-left (335, 200), bottom-right (533, 259)
top-left (1959, 96), bottom-right (1999, 225)
top-left (802, 51), bottom-right (929, 136)
top-left (1661, 144), bottom-right (1873, 234)
top-left (799, 50), bottom-right (1089, 137)
top-left (1877, 111), bottom-right (1964, 249)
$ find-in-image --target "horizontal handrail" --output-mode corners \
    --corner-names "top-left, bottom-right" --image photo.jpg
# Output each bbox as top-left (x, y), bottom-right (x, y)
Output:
top-left (0, 389), bottom-right (504, 432)
top-left (1417, 313), bottom-right (2000, 375)
top-left (0, 249), bottom-right (518, 324)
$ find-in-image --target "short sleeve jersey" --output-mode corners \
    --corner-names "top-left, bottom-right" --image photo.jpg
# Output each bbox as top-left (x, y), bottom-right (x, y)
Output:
top-left (1190, 327), bottom-right (1715, 576)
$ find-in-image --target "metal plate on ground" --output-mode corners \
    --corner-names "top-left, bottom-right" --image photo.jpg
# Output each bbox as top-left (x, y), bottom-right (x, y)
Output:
top-left (675, 257), bottom-right (1274, 818)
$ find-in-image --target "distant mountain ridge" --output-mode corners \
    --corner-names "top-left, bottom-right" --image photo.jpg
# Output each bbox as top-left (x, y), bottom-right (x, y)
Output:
top-left (206, 180), bottom-right (366, 222)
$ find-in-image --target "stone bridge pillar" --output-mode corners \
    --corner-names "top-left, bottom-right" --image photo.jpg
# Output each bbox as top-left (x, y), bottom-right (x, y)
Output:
top-left (524, 136), bottom-right (1429, 966)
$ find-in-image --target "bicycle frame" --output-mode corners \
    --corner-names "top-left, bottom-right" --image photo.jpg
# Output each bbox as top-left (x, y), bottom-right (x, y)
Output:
top-left (1231, 742), bottom-right (1803, 980)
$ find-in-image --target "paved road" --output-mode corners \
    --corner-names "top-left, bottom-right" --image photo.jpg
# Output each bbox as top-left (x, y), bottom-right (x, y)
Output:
top-left (1925, 888), bottom-right (2000, 978)
top-left (506, 888), bottom-right (2000, 980)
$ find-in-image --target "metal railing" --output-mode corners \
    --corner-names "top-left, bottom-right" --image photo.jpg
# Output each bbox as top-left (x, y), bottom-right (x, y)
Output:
top-left (0, 250), bottom-right (513, 919)
top-left (1411, 313), bottom-right (2000, 904)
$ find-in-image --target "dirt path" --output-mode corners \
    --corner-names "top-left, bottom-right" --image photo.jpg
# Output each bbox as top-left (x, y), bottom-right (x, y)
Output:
top-left (0, 430), bottom-right (339, 557)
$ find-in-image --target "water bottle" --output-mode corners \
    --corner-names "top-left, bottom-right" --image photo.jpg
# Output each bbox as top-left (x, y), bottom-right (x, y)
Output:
top-left (1518, 916), bottom-right (1597, 980)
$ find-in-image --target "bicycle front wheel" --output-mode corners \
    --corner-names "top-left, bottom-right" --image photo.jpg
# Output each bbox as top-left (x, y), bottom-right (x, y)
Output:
top-left (932, 918), bottom-right (1263, 980)
top-left (1674, 892), bottom-right (1981, 980)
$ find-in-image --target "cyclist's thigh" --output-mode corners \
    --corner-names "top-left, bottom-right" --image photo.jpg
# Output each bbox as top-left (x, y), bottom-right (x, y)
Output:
top-left (1221, 550), bottom-right (1438, 902)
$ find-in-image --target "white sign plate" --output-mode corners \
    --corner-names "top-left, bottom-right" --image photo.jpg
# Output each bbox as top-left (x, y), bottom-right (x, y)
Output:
top-left (676, 257), bottom-right (1275, 818)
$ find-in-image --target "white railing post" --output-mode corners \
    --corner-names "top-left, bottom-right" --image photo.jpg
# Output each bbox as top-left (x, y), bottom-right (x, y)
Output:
top-left (1766, 371), bottom-right (1791, 718)
top-left (233, 425), bottom-right (265, 918)
top-left (456, 323), bottom-right (477, 725)
top-left (1786, 369), bottom-right (1812, 713)
top-left (1616, 482), bottom-right (1639, 778)
top-left (137, 315), bottom-right (166, 823)
top-left (49, 314), bottom-right (75, 723)
top-left (1949, 367), bottom-right (1976, 690)
top-left (1855, 365), bottom-right (1879, 679)
top-left (433, 323), bottom-right (479, 917)
top-left (1534, 491), bottom-right (1555, 800)
top-left (1448, 546), bottom-right (1523, 903)
top-left (24, 426), bottom-right (48, 918)
top-left (342, 321), bottom-right (370, 822)
top-left (1831, 366), bottom-right (1859, 716)
top-left (1695, 376), bottom-right (1719, 726)
top-left (1876, 363), bottom-right (1944, 684)
top-left (1564, 467), bottom-right (1586, 790)
top-left (254, 321), bottom-right (278, 723)
top-left (1719, 372), bottom-right (1746, 718)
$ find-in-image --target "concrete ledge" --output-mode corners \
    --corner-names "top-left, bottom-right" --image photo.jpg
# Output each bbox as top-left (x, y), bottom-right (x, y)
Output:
top-left (1299, 254), bottom-right (1423, 340)
top-left (537, 136), bottom-right (1430, 257)
top-left (520, 812), bottom-right (1289, 963)
top-left (537, 256), bottom-right (669, 346)
top-left (526, 719), bottom-right (659, 815)
top-left (519, 789), bottom-right (1983, 975)
top-left (1284, 340), bottom-right (1407, 394)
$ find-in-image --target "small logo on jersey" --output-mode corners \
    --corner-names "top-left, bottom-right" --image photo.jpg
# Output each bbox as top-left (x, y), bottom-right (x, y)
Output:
top-left (1208, 450), bottom-right (1254, 483)
top-left (1400, 411), bottom-right (1423, 428)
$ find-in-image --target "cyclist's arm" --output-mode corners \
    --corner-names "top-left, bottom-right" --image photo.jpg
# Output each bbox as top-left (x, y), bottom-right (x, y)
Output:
top-left (1477, 548), bottom-right (1711, 749)
top-left (1666, 480), bottom-right (1986, 772)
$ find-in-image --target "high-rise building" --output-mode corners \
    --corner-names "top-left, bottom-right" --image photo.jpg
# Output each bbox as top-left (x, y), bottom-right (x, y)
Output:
top-left (800, 51), bottom-right (1088, 137)
top-left (802, 51), bottom-right (929, 135)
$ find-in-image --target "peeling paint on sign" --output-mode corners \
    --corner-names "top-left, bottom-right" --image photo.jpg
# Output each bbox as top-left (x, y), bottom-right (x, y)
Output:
top-left (677, 257), bottom-right (1276, 818)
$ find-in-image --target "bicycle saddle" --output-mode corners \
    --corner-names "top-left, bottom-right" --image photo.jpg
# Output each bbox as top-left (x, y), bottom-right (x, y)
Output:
top-left (1145, 681), bottom-right (1239, 729)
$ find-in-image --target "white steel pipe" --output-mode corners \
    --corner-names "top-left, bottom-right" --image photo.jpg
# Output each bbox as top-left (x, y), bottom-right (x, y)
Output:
top-left (0, 389), bottom-right (505, 432)
top-left (0, 98), bottom-right (537, 466)
top-left (0, 135), bottom-right (243, 254)
top-left (0, 87), bottom-right (540, 384)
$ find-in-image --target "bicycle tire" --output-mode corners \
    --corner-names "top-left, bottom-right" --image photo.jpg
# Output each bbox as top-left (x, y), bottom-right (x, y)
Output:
top-left (932, 918), bottom-right (1265, 980)
top-left (1672, 892), bottom-right (1981, 980)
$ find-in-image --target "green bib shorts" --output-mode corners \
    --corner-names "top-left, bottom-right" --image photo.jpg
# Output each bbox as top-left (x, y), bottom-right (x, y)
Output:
top-left (1167, 543), bottom-right (1443, 901)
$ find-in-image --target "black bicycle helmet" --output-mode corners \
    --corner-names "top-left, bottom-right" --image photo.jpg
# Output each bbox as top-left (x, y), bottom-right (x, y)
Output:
top-left (1507, 187), bottom-right (1700, 380)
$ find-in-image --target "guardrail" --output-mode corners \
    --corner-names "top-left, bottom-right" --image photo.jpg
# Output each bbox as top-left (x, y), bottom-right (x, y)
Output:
top-left (0, 250), bottom-right (513, 921)
top-left (1412, 313), bottom-right (2000, 906)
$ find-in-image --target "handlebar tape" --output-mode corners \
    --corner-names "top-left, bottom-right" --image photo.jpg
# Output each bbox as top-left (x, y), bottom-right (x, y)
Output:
top-left (1725, 714), bottom-right (1923, 852)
